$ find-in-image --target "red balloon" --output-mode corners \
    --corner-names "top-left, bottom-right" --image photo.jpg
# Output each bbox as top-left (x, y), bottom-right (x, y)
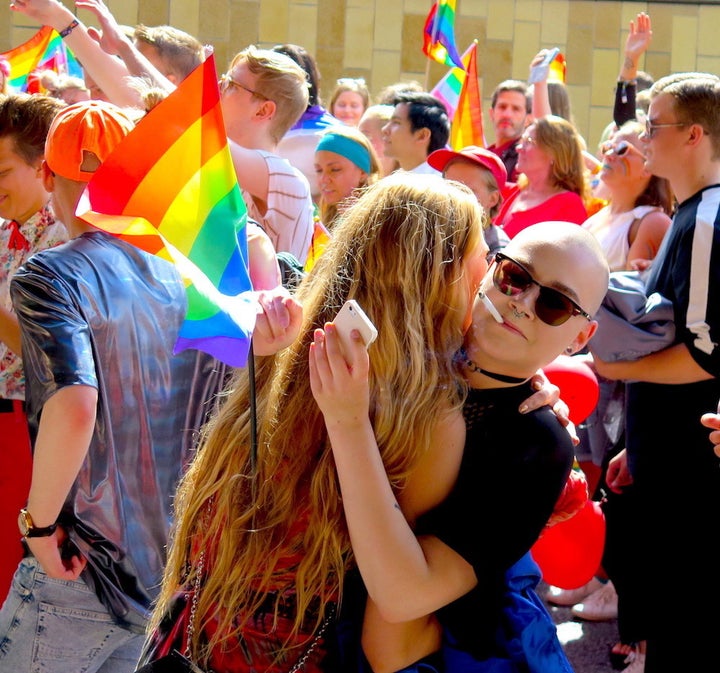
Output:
top-left (543, 355), bottom-right (600, 425)
top-left (531, 499), bottom-right (606, 590)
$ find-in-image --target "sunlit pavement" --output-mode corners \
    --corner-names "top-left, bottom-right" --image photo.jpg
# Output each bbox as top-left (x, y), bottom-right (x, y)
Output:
top-left (540, 580), bottom-right (621, 673)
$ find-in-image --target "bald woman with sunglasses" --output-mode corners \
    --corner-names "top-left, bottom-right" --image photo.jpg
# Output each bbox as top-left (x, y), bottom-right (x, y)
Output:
top-left (310, 221), bottom-right (610, 673)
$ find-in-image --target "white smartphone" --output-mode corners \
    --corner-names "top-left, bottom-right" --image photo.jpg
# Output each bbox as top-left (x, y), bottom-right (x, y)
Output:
top-left (333, 300), bottom-right (378, 350)
top-left (528, 47), bottom-right (560, 84)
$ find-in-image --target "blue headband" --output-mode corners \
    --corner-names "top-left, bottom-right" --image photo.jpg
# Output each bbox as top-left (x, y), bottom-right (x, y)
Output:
top-left (316, 132), bottom-right (371, 173)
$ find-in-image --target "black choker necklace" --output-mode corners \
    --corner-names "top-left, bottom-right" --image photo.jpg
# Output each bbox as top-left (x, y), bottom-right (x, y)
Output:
top-left (458, 348), bottom-right (528, 385)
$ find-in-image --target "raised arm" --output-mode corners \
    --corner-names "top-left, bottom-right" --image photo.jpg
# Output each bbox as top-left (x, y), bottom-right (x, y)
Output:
top-left (529, 50), bottom-right (552, 119)
top-left (614, 12), bottom-right (653, 127)
top-left (75, 0), bottom-right (175, 93)
top-left (309, 325), bottom-right (475, 619)
top-left (10, 0), bottom-right (141, 108)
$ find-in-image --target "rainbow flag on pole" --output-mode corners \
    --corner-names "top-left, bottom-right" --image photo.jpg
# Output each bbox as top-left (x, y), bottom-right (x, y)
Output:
top-left (76, 55), bottom-right (255, 367)
top-left (430, 41), bottom-right (475, 121)
top-left (422, 0), bottom-right (464, 70)
top-left (1, 25), bottom-right (83, 93)
top-left (450, 41), bottom-right (484, 149)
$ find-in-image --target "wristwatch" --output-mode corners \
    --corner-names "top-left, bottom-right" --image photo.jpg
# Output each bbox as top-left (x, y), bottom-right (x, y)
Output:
top-left (18, 508), bottom-right (58, 538)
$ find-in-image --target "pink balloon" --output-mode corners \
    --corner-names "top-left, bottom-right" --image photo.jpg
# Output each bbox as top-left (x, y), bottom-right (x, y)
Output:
top-left (531, 500), bottom-right (606, 590)
top-left (543, 355), bottom-right (600, 425)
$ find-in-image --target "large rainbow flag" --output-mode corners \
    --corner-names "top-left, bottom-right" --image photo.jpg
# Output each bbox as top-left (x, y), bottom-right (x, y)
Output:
top-left (1, 25), bottom-right (83, 93)
top-left (422, 0), bottom-right (464, 70)
top-left (76, 55), bottom-right (255, 367)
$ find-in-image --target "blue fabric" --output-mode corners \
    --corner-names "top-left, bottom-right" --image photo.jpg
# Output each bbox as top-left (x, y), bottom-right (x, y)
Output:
top-left (332, 554), bottom-right (573, 673)
top-left (442, 553), bottom-right (573, 673)
top-left (0, 557), bottom-right (145, 672)
top-left (590, 270), bottom-right (675, 362)
top-left (288, 105), bottom-right (339, 133)
top-left (315, 132), bottom-right (372, 173)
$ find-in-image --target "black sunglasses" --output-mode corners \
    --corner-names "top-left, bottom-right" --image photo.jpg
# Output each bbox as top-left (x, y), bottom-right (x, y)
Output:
top-left (493, 252), bottom-right (592, 326)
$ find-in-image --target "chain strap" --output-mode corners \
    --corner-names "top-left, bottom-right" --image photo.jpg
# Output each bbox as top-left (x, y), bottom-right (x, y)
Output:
top-left (180, 551), bottom-right (333, 673)
top-left (287, 603), bottom-right (335, 673)
top-left (183, 549), bottom-right (205, 659)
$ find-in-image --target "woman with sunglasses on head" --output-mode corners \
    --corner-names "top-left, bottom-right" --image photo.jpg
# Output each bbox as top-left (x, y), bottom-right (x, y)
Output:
top-left (583, 120), bottom-right (673, 273)
top-left (311, 221), bottom-right (610, 672)
top-left (495, 115), bottom-right (590, 239)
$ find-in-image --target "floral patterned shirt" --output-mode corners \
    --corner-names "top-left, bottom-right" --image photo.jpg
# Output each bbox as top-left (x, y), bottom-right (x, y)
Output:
top-left (0, 204), bottom-right (68, 400)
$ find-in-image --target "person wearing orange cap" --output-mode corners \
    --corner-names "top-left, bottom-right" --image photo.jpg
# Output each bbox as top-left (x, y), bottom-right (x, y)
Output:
top-left (0, 93), bottom-right (68, 605)
top-left (0, 99), bottom-right (229, 672)
top-left (428, 145), bottom-right (510, 257)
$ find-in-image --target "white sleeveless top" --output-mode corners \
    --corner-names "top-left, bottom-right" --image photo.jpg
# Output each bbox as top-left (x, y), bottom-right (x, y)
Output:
top-left (582, 204), bottom-right (659, 271)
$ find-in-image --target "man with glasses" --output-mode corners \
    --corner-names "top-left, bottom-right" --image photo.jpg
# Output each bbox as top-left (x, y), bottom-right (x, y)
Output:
top-left (593, 73), bottom-right (720, 673)
top-left (222, 46), bottom-right (314, 267)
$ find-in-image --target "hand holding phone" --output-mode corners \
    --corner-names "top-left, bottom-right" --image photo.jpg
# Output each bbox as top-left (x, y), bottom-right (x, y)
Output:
top-left (528, 47), bottom-right (560, 84)
top-left (333, 300), bottom-right (378, 352)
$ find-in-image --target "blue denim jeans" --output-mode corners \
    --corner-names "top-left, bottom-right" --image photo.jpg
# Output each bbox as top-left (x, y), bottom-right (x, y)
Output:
top-left (0, 557), bottom-right (145, 673)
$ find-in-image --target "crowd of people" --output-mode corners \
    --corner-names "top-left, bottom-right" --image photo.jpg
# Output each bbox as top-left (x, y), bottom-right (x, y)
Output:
top-left (1, 2), bottom-right (719, 673)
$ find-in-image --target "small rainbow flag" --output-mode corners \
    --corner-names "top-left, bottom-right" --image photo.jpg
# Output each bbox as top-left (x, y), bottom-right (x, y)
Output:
top-left (430, 42), bottom-right (476, 121)
top-left (76, 55), bottom-right (255, 367)
top-left (549, 51), bottom-right (567, 84)
top-left (1, 25), bottom-right (83, 93)
top-left (450, 41), bottom-right (484, 150)
top-left (422, 0), bottom-right (464, 70)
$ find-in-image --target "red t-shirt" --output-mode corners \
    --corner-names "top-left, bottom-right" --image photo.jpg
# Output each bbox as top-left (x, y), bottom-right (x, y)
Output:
top-left (495, 186), bottom-right (588, 239)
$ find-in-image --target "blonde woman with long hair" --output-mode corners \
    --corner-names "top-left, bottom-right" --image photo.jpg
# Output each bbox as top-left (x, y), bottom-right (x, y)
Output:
top-left (140, 174), bottom-right (489, 672)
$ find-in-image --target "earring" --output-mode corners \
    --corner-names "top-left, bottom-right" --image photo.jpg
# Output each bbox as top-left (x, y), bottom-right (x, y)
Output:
top-left (565, 346), bottom-right (574, 355)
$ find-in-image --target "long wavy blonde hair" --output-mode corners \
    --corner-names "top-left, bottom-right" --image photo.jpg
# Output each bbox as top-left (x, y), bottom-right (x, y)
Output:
top-left (151, 173), bottom-right (483, 664)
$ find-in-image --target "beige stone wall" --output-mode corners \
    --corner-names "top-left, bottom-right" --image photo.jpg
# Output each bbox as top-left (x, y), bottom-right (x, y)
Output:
top-left (3, 1), bottom-right (720, 151)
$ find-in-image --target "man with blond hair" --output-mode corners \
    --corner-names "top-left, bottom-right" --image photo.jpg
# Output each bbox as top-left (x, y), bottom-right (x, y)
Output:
top-left (222, 45), bottom-right (314, 264)
top-left (595, 72), bottom-right (720, 673)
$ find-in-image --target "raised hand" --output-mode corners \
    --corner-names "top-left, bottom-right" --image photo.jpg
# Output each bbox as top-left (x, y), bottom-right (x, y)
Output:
top-left (623, 12), bottom-right (652, 77)
top-left (75, 0), bottom-right (130, 57)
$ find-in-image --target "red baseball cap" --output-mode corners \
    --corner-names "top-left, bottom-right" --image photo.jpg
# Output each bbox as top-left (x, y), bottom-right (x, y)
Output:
top-left (428, 145), bottom-right (507, 192)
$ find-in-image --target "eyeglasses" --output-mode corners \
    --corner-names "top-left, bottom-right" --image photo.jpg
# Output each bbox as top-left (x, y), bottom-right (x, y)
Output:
top-left (218, 73), bottom-right (267, 100)
top-left (644, 118), bottom-right (686, 139)
top-left (518, 134), bottom-right (537, 148)
top-left (493, 252), bottom-right (592, 326)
